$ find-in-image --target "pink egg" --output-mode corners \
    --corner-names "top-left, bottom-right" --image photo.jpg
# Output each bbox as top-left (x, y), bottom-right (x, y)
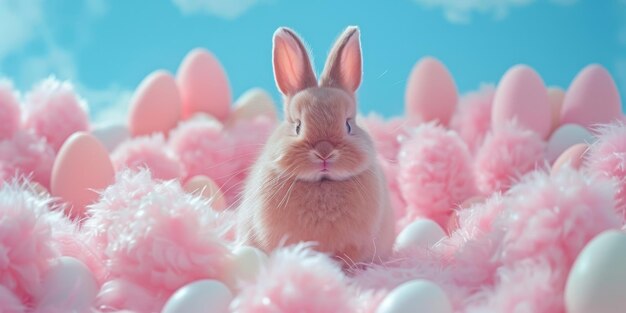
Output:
top-left (492, 65), bottom-right (552, 138)
top-left (177, 48), bottom-right (232, 121)
top-left (51, 132), bottom-right (115, 219)
top-left (226, 88), bottom-right (278, 127)
top-left (129, 70), bottom-right (182, 137)
top-left (546, 124), bottom-right (595, 162)
top-left (183, 175), bottom-right (227, 210)
top-left (548, 87), bottom-right (565, 132)
top-left (561, 64), bottom-right (622, 130)
top-left (405, 57), bottom-right (458, 126)
top-left (551, 143), bottom-right (588, 174)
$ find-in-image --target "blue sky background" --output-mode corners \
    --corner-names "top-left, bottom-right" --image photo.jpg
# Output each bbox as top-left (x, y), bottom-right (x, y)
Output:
top-left (0, 0), bottom-right (624, 123)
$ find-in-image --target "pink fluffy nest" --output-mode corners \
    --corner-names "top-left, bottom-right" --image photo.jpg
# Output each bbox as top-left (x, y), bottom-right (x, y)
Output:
top-left (1, 73), bottom-right (626, 313)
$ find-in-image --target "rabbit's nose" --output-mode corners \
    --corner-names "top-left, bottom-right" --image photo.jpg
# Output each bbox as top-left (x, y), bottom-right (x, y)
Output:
top-left (314, 140), bottom-right (334, 159)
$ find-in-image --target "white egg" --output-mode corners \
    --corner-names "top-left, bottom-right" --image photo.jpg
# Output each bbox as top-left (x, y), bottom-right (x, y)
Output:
top-left (220, 245), bottom-right (269, 291)
top-left (565, 230), bottom-right (626, 313)
top-left (35, 257), bottom-right (98, 312)
top-left (376, 279), bottom-right (453, 313)
top-left (91, 122), bottom-right (130, 152)
top-left (395, 219), bottom-right (446, 251)
top-left (161, 280), bottom-right (233, 313)
top-left (546, 123), bottom-right (595, 163)
top-left (232, 245), bottom-right (268, 282)
top-left (227, 88), bottom-right (278, 126)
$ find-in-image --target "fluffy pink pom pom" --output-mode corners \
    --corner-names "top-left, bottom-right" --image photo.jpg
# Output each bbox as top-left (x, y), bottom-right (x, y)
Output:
top-left (111, 134), bottom-right (183, 180)
top-left (0, 285), bottom-right (25, 313)
top-left (450, 84), bottom-right (495, 153)
top-left (0, 180), bottom-right (74, 306)
top-left (360, 113), bottom-right (407, 161)
top-left (474, 122), bottom-right (546, 194)
top-left (22, 78), bottom-right (89, 151)
top-left (83, 170), bottom-right (231, 312)
top-left (587, 122), bottom-right (626, 217)
top-left (464, 168), bottom-right (621, 313)
top-left (169, 116), bottom-right (274, 204)
top-left (0, 131), bottom-right (55, 189)
top-left (231, 244), bottom-right (353, 313)
top-left (465, 260), bottom-right (560, 313)
top-left (0, 79), bottom-right (21, 140)
top-left (398, 123), bottom-right (476, 227)
top-left (497, 168), bottom-right (620, 269)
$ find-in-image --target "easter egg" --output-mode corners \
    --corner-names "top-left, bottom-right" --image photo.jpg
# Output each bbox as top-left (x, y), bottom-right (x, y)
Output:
top-left (177, 48), bottom-right (232, 121)
top-left (162, 280), bottom-right (233, 313)
top-left (188, 112), bottom-right (223, 126)
top-left (129, 70), bottom-right (182, 137)
top-left (91, 122), bottom-right (130, 152)
top-left (548, 87), bottom-right (565, 132)
top-left (227, 88), bottom-right (278, 126)
top-left (35, 257), bottom-right (98, 312)
top-left (565, 230), bottom-right (626, 313)
top-left (376, 279), bottom-right (453, 313)
top-left (546, 124), bottom-right (594, 163)
top-left (492, 65), bottom-right (552, 138)
top-left (51, 132), bottom-right (115, 219)
top-left (231, 246), bottom-right (268, 282)
top-left (551, 143), bottom-right (588, 174)
top-left (561, 64), bottom-right (622, 130)
top-left (395, 219), bottom-right (446, 251)
top-left (405, 57), bottom-right (458, 126)
top-left (183, 175), bottom-right (226, 210)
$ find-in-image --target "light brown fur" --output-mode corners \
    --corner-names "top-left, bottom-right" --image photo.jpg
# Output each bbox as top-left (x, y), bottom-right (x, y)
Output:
top-left (237, 26), bottom-right (395, 265)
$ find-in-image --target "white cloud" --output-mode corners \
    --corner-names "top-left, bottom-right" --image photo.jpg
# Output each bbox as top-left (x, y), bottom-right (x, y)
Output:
top-left (413, 0), bottom-right (577, 24)
top-left (0, 0), bottom-right (44, 62)
top-left (18, 46), bottom-right (78, 89)
top-left (0, 0), bottom-right (132, 125)
top-left (171, 0), bottom-right (266, 19)
top-left (80, 84), bottom-right (134, 126)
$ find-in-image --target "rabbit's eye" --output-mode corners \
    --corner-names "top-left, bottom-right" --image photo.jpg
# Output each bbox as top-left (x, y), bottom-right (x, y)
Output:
top-left (346, 119), bottom-right (352, 134)
top-left (295, 120), bottom-right (302, 135)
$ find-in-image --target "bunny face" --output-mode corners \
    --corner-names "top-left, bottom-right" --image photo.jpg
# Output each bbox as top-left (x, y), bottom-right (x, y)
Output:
top-left (270, 87), bottom-right (375, 182)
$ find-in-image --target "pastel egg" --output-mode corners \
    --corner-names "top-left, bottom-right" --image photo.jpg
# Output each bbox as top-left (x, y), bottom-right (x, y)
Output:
top-left (129, 70), bottom-right (182, 137)
top-left (188, 112), bottom-right (223, 126)
top-left (91, 122), bottom-right (130, 152)
top-left (227, 88), bottom-right (278, 127)
top-left (565, 230), bottom-right (626, 313)
top-left (177, 48), bottom-right (232, 121)
top-left (561, 64), bottom-right (622, 130)
top-left (162, 280), bottom-right (232, 313)
top-left (546, 124), bottom-right (595, 163)
top-left (35, 257), bottom-right (98, 312)
top-left (183, 175), bottom-right (226, 210)
top-left (492, 65), bottom-right (552, 138)
top-left (548, 87), bottom-right (565, 132)
top-left (230, 245), bottom-right (268, 282)
top-left (405, 57), bottom-right (458, 126)
top-left (51, 132), bottom-right (115, 219)
top-left (551, 143), bottom-right (588, 174)
top-left (376, 279), bottom-right (453, 313)
top-left (395, 219), bottom-right (446, 251)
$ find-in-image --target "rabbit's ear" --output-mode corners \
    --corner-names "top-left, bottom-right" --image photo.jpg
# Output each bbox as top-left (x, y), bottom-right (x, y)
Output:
top-left (273, 27), bottom-right (317, 96)
top-left (320, 26), bottom-right (362, 93)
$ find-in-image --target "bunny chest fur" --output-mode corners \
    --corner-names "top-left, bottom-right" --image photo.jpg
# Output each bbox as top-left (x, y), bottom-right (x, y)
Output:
top-left (252, 168), bottom-right (383, 254)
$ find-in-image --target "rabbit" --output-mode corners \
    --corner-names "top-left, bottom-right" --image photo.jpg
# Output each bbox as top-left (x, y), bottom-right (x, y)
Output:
top-left (237, 26), bottom-right (395, 266)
